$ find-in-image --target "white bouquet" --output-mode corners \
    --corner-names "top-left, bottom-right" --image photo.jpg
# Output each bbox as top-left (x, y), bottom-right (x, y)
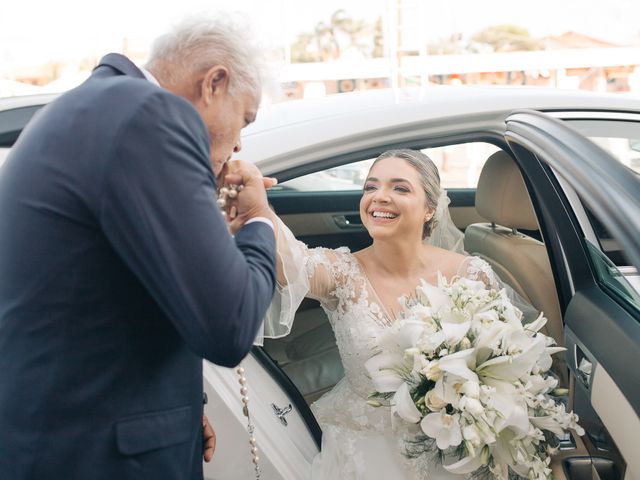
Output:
top-left (364, 274), bottom-right (584, 480)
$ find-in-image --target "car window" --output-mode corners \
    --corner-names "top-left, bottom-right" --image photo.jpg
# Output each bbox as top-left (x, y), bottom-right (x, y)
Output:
top-left (566, 119), bottom-right (640, 175)
top-left (272, 142), bottom-right (500, 192)
top-left (585, 240), bottom-right (640, 315)
top-left (0, 148), bottom-right (9, 168)
top-left (582, 204), bottom-right (640, 317)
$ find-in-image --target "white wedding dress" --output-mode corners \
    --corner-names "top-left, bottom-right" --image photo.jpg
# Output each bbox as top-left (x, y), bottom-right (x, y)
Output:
top-left (260, 219), bottom-right (502, 480)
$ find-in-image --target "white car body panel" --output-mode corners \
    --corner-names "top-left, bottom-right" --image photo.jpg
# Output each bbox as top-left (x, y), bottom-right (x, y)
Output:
top-left (203, 356), bottom-right (317, 480)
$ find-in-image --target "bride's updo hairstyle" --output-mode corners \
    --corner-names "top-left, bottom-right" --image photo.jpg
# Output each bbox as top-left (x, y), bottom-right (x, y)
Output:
top-left (371, 149), bottom-right (441, 239)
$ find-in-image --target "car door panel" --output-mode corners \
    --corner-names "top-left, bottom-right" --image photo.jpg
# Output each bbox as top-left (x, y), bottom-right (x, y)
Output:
top-left (506, 110), bottom-right (640, 480)
top-left (203, 353), bottom-right (319, 480)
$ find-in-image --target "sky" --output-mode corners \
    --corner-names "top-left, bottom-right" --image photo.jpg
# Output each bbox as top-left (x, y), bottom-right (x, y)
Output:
top-left (1, 0), bottom-right (639, 72)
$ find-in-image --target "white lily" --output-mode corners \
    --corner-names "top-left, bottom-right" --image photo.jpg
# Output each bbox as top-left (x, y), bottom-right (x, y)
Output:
top-left (526, 374), bottom-right (558, 395)
top-left (432, 376), bottom-right (460, 407)
top-left (483, 378), bottom-right (530, 434)
top-left (440, 319), bottom-right (471, 346)
top-left (391, 382), bottom-right (422, 423)
top-left (462, 423), bottom-right (483, 447)
top-left (537, 345), bottom-right (566, 372)
top-left (491, 429), bottom-right (518, 471)
top-left (477, 335), bottom-right (546, 382)
top-left (364, 352), bottom-right (404, 392)
top-left (418, 279), bottom-right (451, 313)
top-left (410, 305), bottom-right (439, 333)
top-left (417, 330), bottom-right (446, 355)
top-left (472, 309), bottom-right (499, 328)
top-left (442, 453), bottom-right (483, 474)
top-left (524, 312), bottom-right (548, 334)
top-left (529, 415), bottom-right (566, 436)
top-left (438, 348), bottom-right (479, 383)
top-left (420, 410), bottom-right (463, 449)
top-left (395, 319), bottom-right (426, 350)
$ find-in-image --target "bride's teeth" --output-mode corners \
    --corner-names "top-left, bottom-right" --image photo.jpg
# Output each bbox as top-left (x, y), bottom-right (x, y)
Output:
top-left (372, 211), bottom-right (397, 218)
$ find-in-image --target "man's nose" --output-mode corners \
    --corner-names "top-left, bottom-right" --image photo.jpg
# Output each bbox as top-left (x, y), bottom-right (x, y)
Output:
top-left (233, 140), bottom-right (242, 153)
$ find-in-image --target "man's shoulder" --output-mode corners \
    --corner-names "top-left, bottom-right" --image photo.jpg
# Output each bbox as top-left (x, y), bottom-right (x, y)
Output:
top-left (76, 75), bottom-right (205, 137)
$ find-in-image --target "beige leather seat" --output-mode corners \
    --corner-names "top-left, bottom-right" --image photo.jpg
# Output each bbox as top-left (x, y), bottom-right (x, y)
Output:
top-left (263, 299), bottom-right (343, 404)
top-left (464, 151), bottom-right (563, 349)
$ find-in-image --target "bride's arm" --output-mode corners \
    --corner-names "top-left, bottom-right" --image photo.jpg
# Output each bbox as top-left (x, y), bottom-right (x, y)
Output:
top-left (256, 213), bottom-right (339, 343)
top-left (458, 256), bottom-right (539, 322)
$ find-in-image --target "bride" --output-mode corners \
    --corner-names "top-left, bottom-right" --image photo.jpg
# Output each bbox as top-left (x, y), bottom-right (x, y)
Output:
top-left (230, 149), bottom-right (519, 479)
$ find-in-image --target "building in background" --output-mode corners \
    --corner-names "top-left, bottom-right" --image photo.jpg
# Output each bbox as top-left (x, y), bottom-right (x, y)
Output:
top-left (2, 0), bottom-right (640, 100)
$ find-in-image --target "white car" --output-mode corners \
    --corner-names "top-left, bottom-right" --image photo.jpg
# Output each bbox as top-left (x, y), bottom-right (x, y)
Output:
top-left (2, 86), bottom-right (640, 480)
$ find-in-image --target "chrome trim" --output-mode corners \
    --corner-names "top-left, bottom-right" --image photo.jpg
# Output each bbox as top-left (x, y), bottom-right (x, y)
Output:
top-left (271, 403), bottom-right (293, 427)
top-left (548, 111), bottom-right (640, 121)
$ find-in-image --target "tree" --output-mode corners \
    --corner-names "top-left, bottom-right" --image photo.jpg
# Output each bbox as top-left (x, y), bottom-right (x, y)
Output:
top-left (290, 9), bottom-right (376, 63)
top-left (470, 25), bottom-right (543, 53)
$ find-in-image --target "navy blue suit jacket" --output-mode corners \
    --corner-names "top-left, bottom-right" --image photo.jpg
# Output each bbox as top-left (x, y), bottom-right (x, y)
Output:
top-left (0, 54), bottom-right (276, 479)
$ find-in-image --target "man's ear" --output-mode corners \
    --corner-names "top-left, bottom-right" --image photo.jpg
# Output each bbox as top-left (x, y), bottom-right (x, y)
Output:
top-left (201, 65), bottom-right (229, 105)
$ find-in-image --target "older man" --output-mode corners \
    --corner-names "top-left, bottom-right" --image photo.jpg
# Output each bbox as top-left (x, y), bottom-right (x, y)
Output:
top-left (0, 14), bottom-right (275, 480)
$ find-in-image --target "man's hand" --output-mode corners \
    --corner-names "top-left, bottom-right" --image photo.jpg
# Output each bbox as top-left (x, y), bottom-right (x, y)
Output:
top-left (203, 414), bottom-right (216, 462)
top-left (220, 160), bottom-right (277, 234)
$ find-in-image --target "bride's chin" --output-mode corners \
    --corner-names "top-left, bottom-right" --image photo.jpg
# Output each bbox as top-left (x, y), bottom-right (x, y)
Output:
top-left (368, 228), bottom-right (396, 240)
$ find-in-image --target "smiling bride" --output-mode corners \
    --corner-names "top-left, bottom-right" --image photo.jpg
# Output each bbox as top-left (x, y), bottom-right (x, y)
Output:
top-left (246, 149), bottom-right (567, 479)
top-left (257, 149), bottom-right (505, 478)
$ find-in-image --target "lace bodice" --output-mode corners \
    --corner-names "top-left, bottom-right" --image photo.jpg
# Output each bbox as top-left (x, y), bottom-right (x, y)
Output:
top-left (302, 247), bottom-right (499, 400)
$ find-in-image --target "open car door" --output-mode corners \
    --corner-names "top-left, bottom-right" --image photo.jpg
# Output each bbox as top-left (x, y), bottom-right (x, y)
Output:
top-left (505, 110), bottom-right (640, 480)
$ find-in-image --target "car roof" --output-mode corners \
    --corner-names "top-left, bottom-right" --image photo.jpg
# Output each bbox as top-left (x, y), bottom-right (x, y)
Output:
top-left (4, 86), bottom-right (640, 171)
top-left (246, 85), bottom-right (640, 136)
top-left (241, 86), bottom-right (640, 170)
top-left (0, 93), bottom-right (60, 111)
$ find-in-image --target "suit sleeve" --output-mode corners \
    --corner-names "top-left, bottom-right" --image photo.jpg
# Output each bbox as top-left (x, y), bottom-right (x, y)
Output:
top-left (98, 90), bottom-right (276, 367)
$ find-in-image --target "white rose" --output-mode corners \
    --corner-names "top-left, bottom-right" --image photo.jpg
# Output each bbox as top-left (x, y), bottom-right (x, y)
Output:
top-left (421, 360), bottom-right (442, 381)
top-left (424, 389), bottom-right (447, 411)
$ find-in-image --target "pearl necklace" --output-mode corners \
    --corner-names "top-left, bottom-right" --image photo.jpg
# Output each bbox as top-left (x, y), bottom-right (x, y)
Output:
top-left (218, 183), bottom-right (261, 479)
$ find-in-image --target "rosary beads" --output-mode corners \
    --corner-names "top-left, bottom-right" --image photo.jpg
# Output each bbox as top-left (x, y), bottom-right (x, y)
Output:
top-left (217, 182), bottom-right (261, 479)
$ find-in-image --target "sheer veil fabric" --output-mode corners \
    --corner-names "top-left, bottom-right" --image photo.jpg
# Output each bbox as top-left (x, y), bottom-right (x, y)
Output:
top-left (424, 191), bottom-right (466, 254)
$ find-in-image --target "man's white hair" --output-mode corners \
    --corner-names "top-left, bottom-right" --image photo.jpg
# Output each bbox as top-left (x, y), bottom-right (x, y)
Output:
top-left (147, 12), bottom-right (267, 100)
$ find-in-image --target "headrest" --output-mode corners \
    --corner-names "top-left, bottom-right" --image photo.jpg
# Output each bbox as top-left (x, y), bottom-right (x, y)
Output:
top-left (476, 151), bottom-right (539, 230)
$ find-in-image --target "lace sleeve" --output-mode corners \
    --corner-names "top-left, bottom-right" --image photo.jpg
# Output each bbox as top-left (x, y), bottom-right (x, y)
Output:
top-left (458, 256), bottom-right (539, 323)
top-left (255, 216), bottom-right (341, 344)
top-left (457, 256), bottom-right (501, 290)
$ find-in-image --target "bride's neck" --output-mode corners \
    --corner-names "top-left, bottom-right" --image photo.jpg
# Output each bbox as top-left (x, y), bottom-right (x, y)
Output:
top-left (367, 237), bottom-right (427, 277)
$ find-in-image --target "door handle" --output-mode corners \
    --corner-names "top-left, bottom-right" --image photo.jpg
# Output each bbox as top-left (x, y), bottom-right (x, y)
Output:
top-left (333, 214), bottom-right (363, 229)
